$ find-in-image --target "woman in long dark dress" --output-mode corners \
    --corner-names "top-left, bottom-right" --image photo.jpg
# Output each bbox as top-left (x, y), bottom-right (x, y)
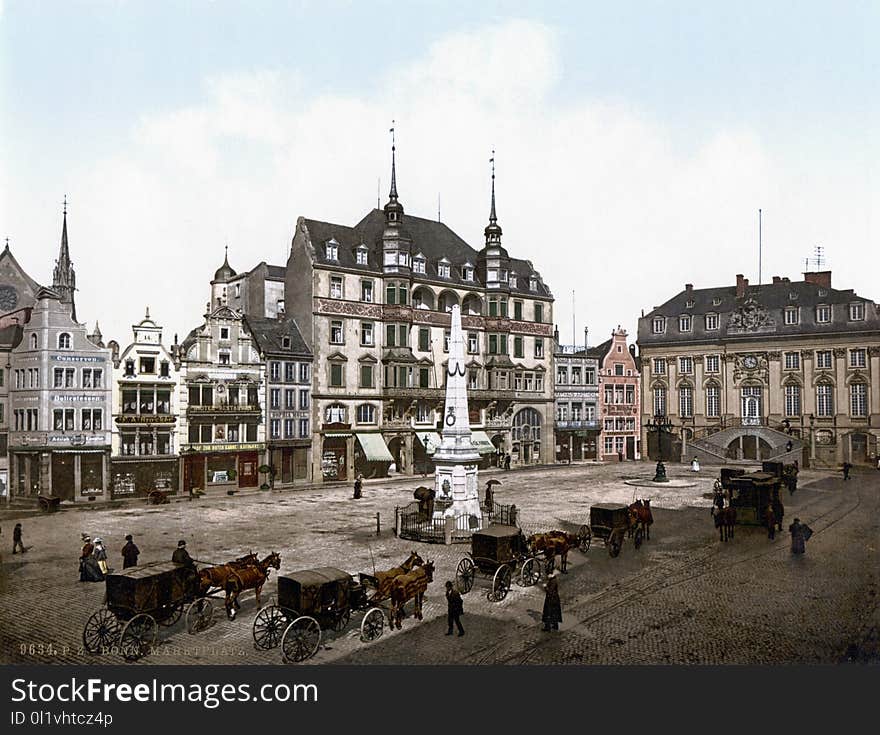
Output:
top-left (542, 573), bottom-right (562, 631)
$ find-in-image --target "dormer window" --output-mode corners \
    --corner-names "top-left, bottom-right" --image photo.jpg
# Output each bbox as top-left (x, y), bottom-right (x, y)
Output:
top-left (398, 252), bottom-right (409, 267)
top-left (678, 315), bottom-right (691, 332)
top-left (282, 336), bottom-right (291, 349)
top-left (818, 288), bottom-right (828, 297)
top-left (652, 317), bottom-right (666, 335)
top-left (816, 305), bottom-right (831, 324)
top-left (463, 265), bottom-right (474, 281)
top-left (849, 303), bottom-right (865, 321)
top-left (529, 277), bottom-right (537, 291)
top-left (438, 260), bottom-right (451, 278)
top-left (686, 300), bottom-right (695, 309)
top-left (712, 297), bottom-right (722, 306)
top-left (413, 255), bottom-right (426, 274)
top-left (356, 246), bottom-right (368, 266)
top-left (58, 332), bottom-right (72, 349)
top-left (509, 274), bottom-right (517, 288)
top-left (325, 239), bottom-right (338, 260)
top-left (789, 291), bottom-right (798, 300)
top-left (784, 307), bottom-right (799, 325)
top-left (705, 313), bottom-right (719, 330)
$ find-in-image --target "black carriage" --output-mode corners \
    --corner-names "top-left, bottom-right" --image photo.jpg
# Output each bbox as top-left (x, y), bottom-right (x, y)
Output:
top-left (82, 561), bottom-right (214, 661)
top-left (724, 469), bottom-right (783, 526)
top-left (580, 503), bottom-right (642, 557)
top-left (252, 567), bottom-right (385, 663)
top-left (455, 524), bottom-right (542, 601)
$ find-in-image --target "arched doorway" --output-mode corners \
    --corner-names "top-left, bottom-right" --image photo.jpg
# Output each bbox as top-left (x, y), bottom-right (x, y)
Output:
top-left (850, 433), bottom-right (868, 464)
top-left (512, 408), bottom-right (542, 465)
top-left (387, 436), bottom-right (406, 473)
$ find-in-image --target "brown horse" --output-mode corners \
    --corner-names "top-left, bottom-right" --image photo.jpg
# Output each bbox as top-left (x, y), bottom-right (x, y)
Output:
top-left (714, 506), bottom-right (736, 542)
top-left (628, 499), bottom-right (654, 540)
top-left (363, 550), bottom-right (424, 602)
top-left (388, 560), bottom-right (435, 630)
top-left (527, 531), bottom-right (579, 573)
top-left (198, 552), bottom-right (259, 597)
top-left (224, 552), bottom-right (282, 619)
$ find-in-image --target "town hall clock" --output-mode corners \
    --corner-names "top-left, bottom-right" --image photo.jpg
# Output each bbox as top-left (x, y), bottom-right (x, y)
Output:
top-left (743, 355), bottom-right (758, 369)
top-left (0, 284), bottom-right (19, 311)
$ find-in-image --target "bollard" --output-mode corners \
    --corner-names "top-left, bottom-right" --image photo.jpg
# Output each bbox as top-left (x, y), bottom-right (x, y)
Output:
top-left (376, 512), bottom-right (381, 536)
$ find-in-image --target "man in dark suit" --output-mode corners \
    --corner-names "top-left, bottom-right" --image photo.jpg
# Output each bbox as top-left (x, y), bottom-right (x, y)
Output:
top-left (172, 540), bottom-right (195, 568)
top-left (445, 581), bottom-right (464, 636)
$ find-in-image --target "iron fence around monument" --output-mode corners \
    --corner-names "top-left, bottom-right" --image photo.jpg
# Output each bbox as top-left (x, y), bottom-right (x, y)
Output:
top-left (394, 499), bottom-right (519, 543)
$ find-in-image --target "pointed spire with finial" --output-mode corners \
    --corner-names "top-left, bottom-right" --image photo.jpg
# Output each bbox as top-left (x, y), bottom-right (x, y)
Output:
top-left (145, 306), bottom-right (150, 320)
top-left (484, 150), bottom-right (503, 243)
top-left (383, 121), bottom-right (404, 226)
top-left (53, 195), bottom-right (77, 321)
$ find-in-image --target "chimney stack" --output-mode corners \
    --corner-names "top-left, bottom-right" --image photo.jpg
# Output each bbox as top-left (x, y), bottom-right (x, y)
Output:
top-left (772, 276), bottom-right (781, 284)
top-left (804, 270), bottom-right (832, 289)
top-left (685, 283), bottom-right (693, 292)
top-left (736, 273), bottom-right (750, 298)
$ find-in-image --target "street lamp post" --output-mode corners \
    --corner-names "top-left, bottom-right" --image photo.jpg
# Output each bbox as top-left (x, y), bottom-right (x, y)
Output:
top-left (645, 414), bottom-right (673, 483)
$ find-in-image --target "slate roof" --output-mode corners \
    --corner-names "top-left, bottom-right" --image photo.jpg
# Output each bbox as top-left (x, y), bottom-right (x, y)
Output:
top-left (300, 209), bottom-right (552, 298)
top-left (245, 315), bottom-right (311, 358)
top-left (639, 276), bottom-right (880, 346)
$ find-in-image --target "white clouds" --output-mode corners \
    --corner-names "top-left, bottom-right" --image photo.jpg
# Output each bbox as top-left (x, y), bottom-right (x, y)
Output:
top-left (8, 17), bottom-right (874, 348)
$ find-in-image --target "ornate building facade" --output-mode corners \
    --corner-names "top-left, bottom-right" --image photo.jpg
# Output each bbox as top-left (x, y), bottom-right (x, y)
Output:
top-left (595, 328), bottom-right (641, 462)
top-left (285, 147), bottom-right (555, 481)
top-left (637, 271), bottom-right (880, 467)
top-left (177, 259), bottom-right (266, 493)
top-left (553, 330), bottom-right (599, 461)
top-left (7, 206), bottom-right (113, 502)
top-left (108, 309), bottom-right (180, 497)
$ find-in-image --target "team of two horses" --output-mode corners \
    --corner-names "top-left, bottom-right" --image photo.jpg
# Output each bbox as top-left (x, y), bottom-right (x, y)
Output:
top-left (198, 552), bottom-right (282, 620)
top-left (362, 550), bottom-right (435, 630)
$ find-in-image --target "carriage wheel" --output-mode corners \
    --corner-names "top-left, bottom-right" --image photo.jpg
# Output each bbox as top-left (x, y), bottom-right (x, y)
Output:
top-left (83, 608), bottom-right (121, 654)
top-left (608, 532), bottom-right (622, 558)
top-left (490, 565), bottom-right (512, 602)
top-left (360, 607), bottom-right (385, 642)
top-left (119, 614), bottom-right (158, 661)
top-left (455, 558), bottom-right (475, 594)
top-left (252, 605), bottom-right (294, 650)
top-left (330, 607), bottom-right (351, 633)
top-left (156, 601), bottom-right (184, 628)
top-left (282, 616), bottom-right (322, 663)
top-left (634, 526), bottom-right (645, 550)
top-left (577, 525), bottom-right (592, 553)
top-left (519, 557), bottom-right (541, 587)
top-left (185, 597), bottom-right (214, 634)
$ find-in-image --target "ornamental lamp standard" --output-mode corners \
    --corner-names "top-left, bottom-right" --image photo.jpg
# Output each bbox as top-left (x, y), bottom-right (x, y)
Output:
top-left (645, 413), bottom-right (674, 483)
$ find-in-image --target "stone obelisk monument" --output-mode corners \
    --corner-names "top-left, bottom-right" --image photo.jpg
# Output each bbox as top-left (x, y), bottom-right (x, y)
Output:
top-left (433, 304), bottom-right (482, 530)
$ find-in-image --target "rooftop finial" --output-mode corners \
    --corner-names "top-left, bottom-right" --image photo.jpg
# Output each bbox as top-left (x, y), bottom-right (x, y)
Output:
top-left (145, 306), bottom-right (150, 320)
top-left (63, 195), bottom-right (67, 216)
top-left (489, 149), bottom-right (497, 225)
top-left (389, 121), bottom-right (398, 200)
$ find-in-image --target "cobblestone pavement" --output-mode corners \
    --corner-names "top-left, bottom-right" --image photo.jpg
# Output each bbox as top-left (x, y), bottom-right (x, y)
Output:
top-left (0, 463), bottom-right (876, 665)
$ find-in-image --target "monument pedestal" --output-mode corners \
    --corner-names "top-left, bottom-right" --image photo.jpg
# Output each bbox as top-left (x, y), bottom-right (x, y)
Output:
top-left (433, 460), bottom-right (482, 529)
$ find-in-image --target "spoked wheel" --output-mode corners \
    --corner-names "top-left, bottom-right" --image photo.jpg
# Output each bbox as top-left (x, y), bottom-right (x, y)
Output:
top-left (282, 616), bottom-right (322, 663)
top-left (119, 614), bottom-right (158, 661)
top-left (489, 565), bottom-right (512, 602)
top-left (83, 608), bottom-right (121, 654)
top-left (608, 532), bottom-right (622, 558)
top-left (634, 526), bottom-right (645, 550)
top-left (253, 605), bottom-right (294, 650)
top-left (518, 557), bottom-right (541, 587)
top-left (360, 607), bottom-right (385, 642)
top-left (185, 597), bottom-right (214, 634)
top-left (455, 558), bottom-right (475, 594)
top-left (578, 525), bottom-right (592, 552)
top-left (156, 601), bottom-right (184, 628)
top-left (330, 607), bottom-right (351, 633)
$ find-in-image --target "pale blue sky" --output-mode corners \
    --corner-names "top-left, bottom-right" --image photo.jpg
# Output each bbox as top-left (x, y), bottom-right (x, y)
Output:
top-left (1, 1), bottom-right (877, 345)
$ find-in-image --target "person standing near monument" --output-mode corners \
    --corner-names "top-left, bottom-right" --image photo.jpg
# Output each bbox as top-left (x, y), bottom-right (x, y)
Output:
top-left (542, 572), bottom-right (562, 631)
top-left (445, 581), bottom-right (465, 637)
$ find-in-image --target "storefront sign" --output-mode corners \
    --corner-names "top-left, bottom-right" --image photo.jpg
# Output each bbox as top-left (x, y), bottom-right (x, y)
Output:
top-left (48, 434), bottom-right (108, 445)
top-left (115, 415), bottom-right (176, 424)
top-left (51, 355), bottom-right (106, 363)
top-left (187, 442), bottom-right (265, 452)
top-left (52, 395), bottom-right (104, 402)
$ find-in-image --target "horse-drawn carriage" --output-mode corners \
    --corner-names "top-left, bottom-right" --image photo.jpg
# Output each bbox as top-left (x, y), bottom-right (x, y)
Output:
top-left (253, 552), bottom-right (434, 663)
top-left (526, 528), bottom-right (590, 574)
top-left (37, 494), bottom-right (61, 512)
top-left (82, 561), bottom-right (215, 661)
top-left (719, 467), bottom-right (783, 527)
top-left (455, 524), bottom-right (542, 601)
top-left (580, 503), bottom-right (646, 557)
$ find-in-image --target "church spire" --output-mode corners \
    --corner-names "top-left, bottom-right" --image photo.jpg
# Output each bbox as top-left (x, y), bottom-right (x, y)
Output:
top-left (383, 122), bottom-right (404, 226)
top-left (484, 150), bottom-right (503, 244)
top-left (53, 195), bottom-right (77, 322)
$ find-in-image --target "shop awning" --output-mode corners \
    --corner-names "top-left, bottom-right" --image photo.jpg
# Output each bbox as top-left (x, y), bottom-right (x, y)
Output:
top-left (471, 431), bottom-right (496, 454)
top-left (415, 432), bottom-right (442, 455)
top-left (356, 433), bottom-right (394, 463)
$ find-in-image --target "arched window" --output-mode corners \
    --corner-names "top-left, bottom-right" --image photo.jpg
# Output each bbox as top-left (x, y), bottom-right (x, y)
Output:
top-left (30, 333), bottom-right (38, 349)
top-left (850, 381), bottom-right (868, 417)
top-left (816, 381), bottom-right (834, 417)
top-left (356, 403), bottom-right (376, 424)
top-left (653, 386), bottom-right (667, 416)
top-left (678, 384), bottom-right (693, 417)
top-left (512, 407), bottom-right (541, 442)
top-left (324, 403), bottom-right (347, 424)
top-left (58, 332), bottom-right (72, 349)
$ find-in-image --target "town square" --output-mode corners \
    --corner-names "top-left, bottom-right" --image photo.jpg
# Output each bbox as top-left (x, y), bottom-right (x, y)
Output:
top-left (1, 3), bottom-right (878, 674)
